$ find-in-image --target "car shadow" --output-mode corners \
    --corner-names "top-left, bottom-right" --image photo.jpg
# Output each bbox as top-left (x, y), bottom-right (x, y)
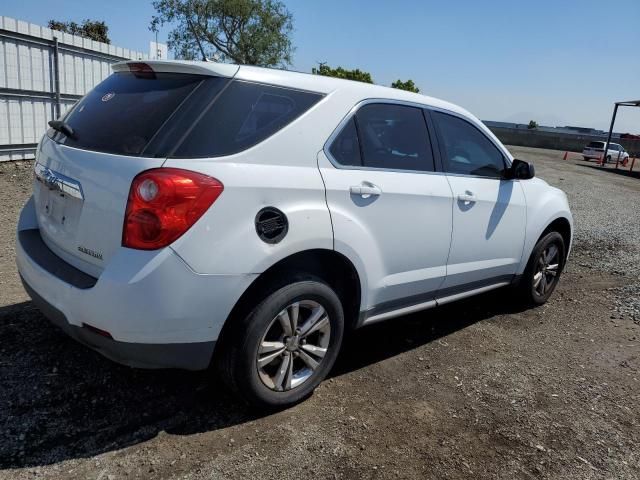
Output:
top-left (576, 163), bottom-right (640, 179)
top-left (0, 289), bottom-right (530, 469)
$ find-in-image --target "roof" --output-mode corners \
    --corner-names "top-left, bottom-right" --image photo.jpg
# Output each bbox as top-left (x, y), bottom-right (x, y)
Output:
top-left (112, 60), bottom-right (473, 120)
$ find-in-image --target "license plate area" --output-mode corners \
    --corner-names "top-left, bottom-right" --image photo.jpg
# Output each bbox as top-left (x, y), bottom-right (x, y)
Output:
top-left (34, 163), bottom-right (84, 236)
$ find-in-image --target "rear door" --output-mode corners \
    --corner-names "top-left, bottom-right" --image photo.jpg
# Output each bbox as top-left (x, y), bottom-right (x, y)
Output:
top-left (318, 102), bottom-right (453, 316)
top-left (33, 66), bottom-right (231, 276)
top-left (429, 110), bottom-right (526, 295)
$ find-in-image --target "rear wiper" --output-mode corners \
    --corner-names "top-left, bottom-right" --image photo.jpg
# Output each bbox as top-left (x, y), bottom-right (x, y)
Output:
top-left (48, 120), bottom-right (76, 139)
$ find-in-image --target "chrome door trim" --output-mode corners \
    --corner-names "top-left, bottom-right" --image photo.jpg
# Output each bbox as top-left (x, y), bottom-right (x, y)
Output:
top-left (34, 163), bottom-right (84, 200)
top-left (363, 299), bottom-right (437, 325)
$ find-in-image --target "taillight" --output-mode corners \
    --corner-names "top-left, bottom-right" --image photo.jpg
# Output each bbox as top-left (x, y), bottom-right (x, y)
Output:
top-left (122, 168), bottom-right (223, 250)
top-left (127, 62), bottom-right (155, 79)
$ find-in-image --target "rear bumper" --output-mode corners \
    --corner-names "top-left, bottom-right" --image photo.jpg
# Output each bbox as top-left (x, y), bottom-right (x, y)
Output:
top-left (16, 196), bottom-right (257, 370)
top-left (21, 276), bottom-right (215, 369)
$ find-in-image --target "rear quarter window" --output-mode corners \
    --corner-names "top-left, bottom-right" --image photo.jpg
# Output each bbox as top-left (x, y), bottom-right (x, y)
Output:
top-left (171, 81), bottom-right (323, 158)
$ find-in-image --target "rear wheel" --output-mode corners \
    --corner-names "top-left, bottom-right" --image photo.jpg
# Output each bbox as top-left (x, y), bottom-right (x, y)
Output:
top-left (217, 279), bottom-right (344, 408)
top-left (517, 231), bottom-right (566, 305)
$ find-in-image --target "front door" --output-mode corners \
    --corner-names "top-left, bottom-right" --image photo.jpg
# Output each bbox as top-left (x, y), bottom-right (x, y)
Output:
top-left (318, 102), bottom-right (453, 317)
top-left (429, 110), bottom-right (527, 295)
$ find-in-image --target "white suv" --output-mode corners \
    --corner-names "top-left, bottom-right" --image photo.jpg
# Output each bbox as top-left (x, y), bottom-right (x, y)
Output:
top-left (16, 60), bottom-right (573, 407)
top-left (582, 141), bottom-right (629, 163)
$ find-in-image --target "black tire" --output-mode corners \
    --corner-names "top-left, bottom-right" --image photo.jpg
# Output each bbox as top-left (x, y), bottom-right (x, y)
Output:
top-left (217, 279), bottom-right (344, 409)
top-left (517, 231), bottom-right (566, 306)
top-left (606, 155), bottom-right (611, 163)
top-left (583, 156), bottom-right (589, 161)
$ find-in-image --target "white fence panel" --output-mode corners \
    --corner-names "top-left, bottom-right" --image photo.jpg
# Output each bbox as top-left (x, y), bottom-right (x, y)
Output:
top-left (0, 15), bottom-right (148, 161)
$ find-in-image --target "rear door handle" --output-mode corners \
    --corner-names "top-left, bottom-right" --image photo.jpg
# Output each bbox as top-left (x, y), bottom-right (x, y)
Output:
top-left (457, 191), bottom-right (476, 204)
top-left (350, 184), bottom-right (382, 197)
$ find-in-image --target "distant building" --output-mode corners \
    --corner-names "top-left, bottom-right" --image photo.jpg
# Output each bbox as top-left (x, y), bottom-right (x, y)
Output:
top-left (482, 120), bottom-right (621, 138)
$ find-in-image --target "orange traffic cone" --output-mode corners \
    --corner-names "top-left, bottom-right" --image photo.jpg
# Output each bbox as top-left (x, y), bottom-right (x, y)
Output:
top-left (562, 151), bottom-right (568, 160)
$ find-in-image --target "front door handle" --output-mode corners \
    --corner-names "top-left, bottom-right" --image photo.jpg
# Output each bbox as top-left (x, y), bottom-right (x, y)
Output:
top-left (457, 191), bottom-right (476, 205)
top-left (350, 183), bottom-right (382, 197)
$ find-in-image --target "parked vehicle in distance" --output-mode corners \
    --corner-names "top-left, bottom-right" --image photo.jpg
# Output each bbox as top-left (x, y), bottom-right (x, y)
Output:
top-left (16, 60), bottom-right (573, 408)
top-left (582, 141), bottom-right (629, 163)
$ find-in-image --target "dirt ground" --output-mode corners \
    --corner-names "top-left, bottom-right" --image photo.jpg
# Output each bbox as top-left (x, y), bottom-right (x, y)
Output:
top-left (1, 147), bottom-right (639, 479)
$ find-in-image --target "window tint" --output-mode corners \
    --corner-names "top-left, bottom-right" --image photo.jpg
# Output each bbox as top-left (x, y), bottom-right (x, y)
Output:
top-left (609, 144), bottom-right (619, 151)
top-left (329, 118), bottom-right (361, 166)
top-left (353, 104), bottom-right (434, 171)
top-left (588, 141), bottom-right (604, 148)
top-left (173, 81), bottom-right (322, 157)
top-left (433, 111), bottom-right (505, 177)
top-left (53, 72), bottom-right (207, 156)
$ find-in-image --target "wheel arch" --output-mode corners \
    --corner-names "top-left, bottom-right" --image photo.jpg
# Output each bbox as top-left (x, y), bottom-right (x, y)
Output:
top-left (213, 248), bottom-right (362, 359)
top-left (538, 216), bottom-right (572, 260)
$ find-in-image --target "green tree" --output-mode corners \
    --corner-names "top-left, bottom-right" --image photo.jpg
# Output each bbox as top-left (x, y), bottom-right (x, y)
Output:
top-left (391, 79), bottom-right (419, 93)
top-left (311, 63), bottom-right (374, 83)
top-left (151, 0), bottom-right (294, 66)
top-left (48, 19), bottom-right (110, 43)
top-left (527, 120), bottom-right (539, 129)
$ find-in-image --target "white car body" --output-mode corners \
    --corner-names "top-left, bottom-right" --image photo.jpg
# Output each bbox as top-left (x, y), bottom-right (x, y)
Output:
top-left (16, 60), bottom-right (573, 371)
top-left (582, 141), bottom-right (629, 162)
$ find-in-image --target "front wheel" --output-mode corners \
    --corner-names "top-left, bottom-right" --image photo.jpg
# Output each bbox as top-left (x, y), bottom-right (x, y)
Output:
top-left (217, 279), bottom-right (344, 408)
top-left (517, 231), bottom-right (566, 305)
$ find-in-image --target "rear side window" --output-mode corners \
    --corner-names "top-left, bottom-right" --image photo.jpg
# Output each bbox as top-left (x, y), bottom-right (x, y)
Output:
top-left (54, 72), bottom-right (209, 156)
top-left (433, 111), bottom-right (505, 178)
top-left (328, 103), bottom-right (435, 172)
top-left (356, 104), bottom-right (434, 172)
top-left (329, 118), bottom-right (361, 166)
top-left (172, 82), bottom-right (323, 158)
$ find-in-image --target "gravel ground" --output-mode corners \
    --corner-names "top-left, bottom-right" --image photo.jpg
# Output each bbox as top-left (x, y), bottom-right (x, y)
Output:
top-left (0, 146), bottom-right (639, 479)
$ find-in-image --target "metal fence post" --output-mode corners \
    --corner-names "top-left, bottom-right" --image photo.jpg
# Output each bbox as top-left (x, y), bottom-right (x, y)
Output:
top-left (53, 36), bottom-right (61, 119)
top-left (602, 104), bottom-right (618, 166)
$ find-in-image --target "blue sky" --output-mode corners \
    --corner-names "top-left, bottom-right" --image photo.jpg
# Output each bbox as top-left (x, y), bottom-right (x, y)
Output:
top-left (4, 0), bottom-right (640, 132)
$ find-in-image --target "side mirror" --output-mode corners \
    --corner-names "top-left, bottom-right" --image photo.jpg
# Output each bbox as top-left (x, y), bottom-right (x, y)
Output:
top-left (506, 158), bottom-right (535, 180)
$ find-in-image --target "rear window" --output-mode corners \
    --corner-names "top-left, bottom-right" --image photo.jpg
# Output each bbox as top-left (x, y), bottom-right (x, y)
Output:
top-left (50, 73), bottom-right (322, 158)
top-left (171, 81), bottom-right (323, 158)
top-left (588, 141), bottom-right (605, 148)
top-left (52, 72), bottom-right (211, 156)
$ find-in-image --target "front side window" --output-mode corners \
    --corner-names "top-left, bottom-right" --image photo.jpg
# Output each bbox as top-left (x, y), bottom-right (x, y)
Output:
top-left (433, 111), bottom-right (506, 178)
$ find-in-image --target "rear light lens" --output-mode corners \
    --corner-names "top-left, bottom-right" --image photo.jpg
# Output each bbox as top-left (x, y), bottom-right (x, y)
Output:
top-left (123, 168), bottom-right (223, 250)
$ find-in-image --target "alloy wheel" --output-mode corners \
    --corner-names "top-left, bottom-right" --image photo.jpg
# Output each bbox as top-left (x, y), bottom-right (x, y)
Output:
top-left (256, 300), bottom-right (331, 392)
top-left (533, 243), bottom-right (560, 297)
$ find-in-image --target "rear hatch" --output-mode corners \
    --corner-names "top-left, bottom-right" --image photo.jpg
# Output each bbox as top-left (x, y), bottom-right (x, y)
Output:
top-left (33, 61), bottom-right (236, 277)
top-left (584, 141), bottom-right (605, 152)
